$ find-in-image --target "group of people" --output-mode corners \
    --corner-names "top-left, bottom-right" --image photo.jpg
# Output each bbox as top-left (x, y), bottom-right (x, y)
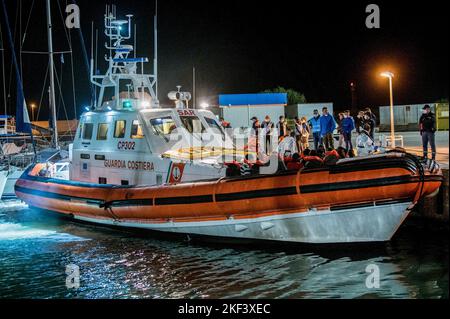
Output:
top-left (240, 107), bottom-right (378, 175)
top-left (223, 104), bottom-right (439, 176)
top-left (246, 107), bottom-right (378, 156)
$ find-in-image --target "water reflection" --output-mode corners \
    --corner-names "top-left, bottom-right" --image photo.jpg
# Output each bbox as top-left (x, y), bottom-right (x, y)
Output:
top-left (0, 202), bottom-right (448, 299)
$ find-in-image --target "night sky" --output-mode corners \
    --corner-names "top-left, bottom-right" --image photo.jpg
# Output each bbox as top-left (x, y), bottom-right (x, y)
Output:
top-left (0, 0), bottom-right (448, 120)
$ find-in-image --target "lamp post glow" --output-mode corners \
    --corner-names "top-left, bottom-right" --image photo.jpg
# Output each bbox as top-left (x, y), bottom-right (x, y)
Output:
top-left (381, 71), bottom-right (395, 148)
top-left (200, 102), bottom-right (210, 109)
top-left (30, 103), bottom-right (36, 122)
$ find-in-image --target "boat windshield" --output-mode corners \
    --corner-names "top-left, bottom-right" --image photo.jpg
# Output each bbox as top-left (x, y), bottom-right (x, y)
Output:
top-left (204, 117), bottom-right (225, 139)
top-left (149, 117), bottom-right (177, 142)
top-left (180, 116), bottom-right (206, 134)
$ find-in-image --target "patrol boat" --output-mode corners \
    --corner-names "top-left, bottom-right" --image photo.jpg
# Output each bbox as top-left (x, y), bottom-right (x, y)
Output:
top-left (15, 8), bottom-right (443, 244)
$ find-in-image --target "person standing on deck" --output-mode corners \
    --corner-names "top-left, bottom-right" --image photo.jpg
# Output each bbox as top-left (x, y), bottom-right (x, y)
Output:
top-left (365, 107), bottom-right (377, 125)
top-left (355, 111), bottom-right (365, 134)
top-left (299, 117), bottom-right (310, 152)
top-left (308, 110), bottom-right (321, 150)
top-left (261, 115), bottom-right (275, 154)
top-left (341, 110), bottom-right (355, 152)
top-left (219, 117), bottom-right (232, 129)
top-left (337, 113), bottom-right (345, 148)
top-left (276, 115), bottom-right (287, 141)
top-left (319, 107), bottom-right (337, 150)
top-left (363, 112), bottom-right (376, 141)
top-left (277, 127), bottom-right (297, 157)
top-left (419, 105), bottom-right (437, 161)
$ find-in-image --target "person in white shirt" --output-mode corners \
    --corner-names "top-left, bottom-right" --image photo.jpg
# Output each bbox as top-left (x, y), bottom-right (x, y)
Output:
top-left (278, 128), bottom-right (298, 158)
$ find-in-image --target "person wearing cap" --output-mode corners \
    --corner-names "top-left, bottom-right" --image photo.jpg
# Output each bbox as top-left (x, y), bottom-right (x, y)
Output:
top-left (308, 110), bottom-right (322, 150)
top-left (419, 105), bottom-right (437, 160)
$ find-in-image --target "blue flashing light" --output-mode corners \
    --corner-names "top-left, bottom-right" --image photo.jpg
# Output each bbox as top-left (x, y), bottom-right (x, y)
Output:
top-left (123, 100), bottom-right (132, 109)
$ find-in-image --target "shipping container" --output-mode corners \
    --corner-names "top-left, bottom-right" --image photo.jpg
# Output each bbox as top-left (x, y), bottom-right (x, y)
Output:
top-left (378, 103), bottom-right (445, 132)
top-left (436, 103), bottom-right (449, 130)
top-left (286, 103), bottom-right (334, 121)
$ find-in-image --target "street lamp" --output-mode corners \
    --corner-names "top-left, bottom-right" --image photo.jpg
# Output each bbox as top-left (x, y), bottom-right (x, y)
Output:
top-left (380, 71), bottom-right (395, 148)
top-left (200, 102), bottom-right (209, 109)
top-left (30, 103), bottom-right (36, 122)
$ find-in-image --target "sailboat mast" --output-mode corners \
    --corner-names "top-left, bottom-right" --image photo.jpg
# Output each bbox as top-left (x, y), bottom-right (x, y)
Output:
top-left (154, 0), bottom-right (158, 100)
top-left (46, 0), bottom-right (59, 149)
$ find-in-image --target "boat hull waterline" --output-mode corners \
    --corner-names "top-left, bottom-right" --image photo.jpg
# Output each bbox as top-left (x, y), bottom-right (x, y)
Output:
top-left (15, 154), bottom-right (443, 243)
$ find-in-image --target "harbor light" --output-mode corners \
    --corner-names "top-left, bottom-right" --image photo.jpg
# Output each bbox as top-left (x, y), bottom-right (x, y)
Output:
top-left (380, 71), bottom-right (396, 148)
top-left (30, 103), bottom-right (36, 122)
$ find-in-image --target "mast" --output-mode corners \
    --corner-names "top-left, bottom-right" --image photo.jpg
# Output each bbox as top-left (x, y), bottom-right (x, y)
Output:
top-left (193, 66), bottom-right (196, 109)
top-left (154, 0), bottom-right (158, 100)
top-left (46, 0), bottom-right (58, 149)
top-left (0, 20), bottom-right (7, 118)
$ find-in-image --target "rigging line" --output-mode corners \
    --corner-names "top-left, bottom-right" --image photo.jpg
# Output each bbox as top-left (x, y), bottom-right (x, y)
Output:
top-left (70, 48), bottom-right (77, 120)
top-left (36, 61), bottom-right (50, 122)
top-left (52, 63), bottom-right (73, 139)
top-left (19, 0), bottom-right (22, 81)
top-left (57, 52), bottom-right (63, 120)
top-left (56, 0), bottom-right (71, 47)
top-left (21, 0), bottom-right (35, 46)
top-left (7, 0), bottom-right (19, 99)
top-left (65, 0), bottom-right (77, 120)
top-left (72, 0), bottom-right (95, 106)
top-left (22, 50), bottom-right (72, 55)
top-left (0, 19), bottom-right (7, 116)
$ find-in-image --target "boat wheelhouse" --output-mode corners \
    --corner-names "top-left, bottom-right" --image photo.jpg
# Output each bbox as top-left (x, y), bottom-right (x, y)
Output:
top-left (72, 107), bottom-right (234, 186)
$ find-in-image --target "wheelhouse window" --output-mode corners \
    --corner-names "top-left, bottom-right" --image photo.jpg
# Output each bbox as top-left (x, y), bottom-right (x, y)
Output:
top-left (97, 123), bottom-right (109, 140)
top-left (131, 120), bottom-right (144, 139)
top-left (204, 117), bottom-right (225, 139)
top-left (114, 120), bottom-right (126, 138)
top-left (180, 116), bottom-right (206, 134)
top-left (82, 123), bottom-right (93, 140)
top-left (149, 117), bottom-right (177, 141)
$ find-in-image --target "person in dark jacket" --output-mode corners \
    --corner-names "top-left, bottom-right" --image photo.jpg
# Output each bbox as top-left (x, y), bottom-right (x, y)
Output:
top-left (364, 107), bottom-right (377, 123)
top-left (276, 115), bottom-right (287, 140)
top-left (363, 112), bottom-right (376, 141)
top-left (355, 111), bottom-right (365, 134)
top-left (319, 107), bottom-right (337, 150)
top-left (419, 105), bottom-right (437, 160)
top-left (261, 115), bottom-right (274, 154)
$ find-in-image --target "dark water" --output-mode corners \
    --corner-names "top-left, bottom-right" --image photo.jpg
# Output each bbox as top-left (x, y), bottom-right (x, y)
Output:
top-left (0, 202), bottom-right (448, 299)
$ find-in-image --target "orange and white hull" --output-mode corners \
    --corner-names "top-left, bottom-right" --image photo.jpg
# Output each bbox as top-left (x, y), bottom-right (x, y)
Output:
top-left (15, 153), bottom-right (443, 243)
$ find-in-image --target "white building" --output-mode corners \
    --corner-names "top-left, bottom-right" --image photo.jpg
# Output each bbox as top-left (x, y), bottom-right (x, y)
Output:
top-left (220, 93), bottom-right (287, 128)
